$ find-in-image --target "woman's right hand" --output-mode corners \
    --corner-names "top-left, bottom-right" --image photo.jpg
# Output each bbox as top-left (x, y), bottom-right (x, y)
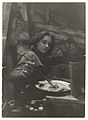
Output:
top-left (22, 61), bottom-right (36, 76)
top-left (27, 61), bottom-right (36, 66)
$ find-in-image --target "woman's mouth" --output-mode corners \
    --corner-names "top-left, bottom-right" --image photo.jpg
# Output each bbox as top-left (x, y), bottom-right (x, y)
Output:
top-left (43, 48), bottom-right (49, 52)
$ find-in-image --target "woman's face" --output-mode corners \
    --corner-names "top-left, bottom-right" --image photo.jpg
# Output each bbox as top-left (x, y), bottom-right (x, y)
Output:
top-left (37, 35), bottom-right (52, 53)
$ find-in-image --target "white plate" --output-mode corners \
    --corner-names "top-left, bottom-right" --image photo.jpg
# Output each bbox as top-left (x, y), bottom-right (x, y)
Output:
top-left (35, 80), bottom-right (71, 93)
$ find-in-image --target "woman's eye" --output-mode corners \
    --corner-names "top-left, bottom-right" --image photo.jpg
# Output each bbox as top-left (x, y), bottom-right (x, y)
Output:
top-left (42, 40), bottom-right (46, 44)
top-left (41, 40), bottom-right (51, 46)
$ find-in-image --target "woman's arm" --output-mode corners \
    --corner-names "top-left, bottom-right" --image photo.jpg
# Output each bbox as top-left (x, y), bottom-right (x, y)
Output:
top-left (9, 51), bottom-right (43, 82)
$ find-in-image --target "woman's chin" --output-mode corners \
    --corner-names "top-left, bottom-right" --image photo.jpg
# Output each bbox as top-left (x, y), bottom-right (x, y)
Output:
top-left (41, 51), bottom-right (48, 54)
top-left (38, 50), bottom-right (47, 54)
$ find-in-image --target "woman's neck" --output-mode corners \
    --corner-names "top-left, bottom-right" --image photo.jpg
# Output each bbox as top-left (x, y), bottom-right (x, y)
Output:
top-left (32, 48), bottom-right (49, 66)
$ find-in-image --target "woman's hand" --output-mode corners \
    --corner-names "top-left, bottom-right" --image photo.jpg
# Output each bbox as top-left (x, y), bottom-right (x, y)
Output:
top-left (22, 61), bottom-right (36, 76)
top-left (26, 61), bottom-right (36, 66)
top-left (25, 60), bottom-right (36, 70)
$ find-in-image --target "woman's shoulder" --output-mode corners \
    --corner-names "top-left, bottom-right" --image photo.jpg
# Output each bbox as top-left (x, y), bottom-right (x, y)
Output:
top-left (25, 50), bottom-right (38, 58)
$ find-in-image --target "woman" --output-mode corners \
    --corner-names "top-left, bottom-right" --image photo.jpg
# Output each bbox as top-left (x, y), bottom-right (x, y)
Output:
top-left (9, 31), bottom-right (57, 109)
top-left (7, 31), bottom-right (84, 113)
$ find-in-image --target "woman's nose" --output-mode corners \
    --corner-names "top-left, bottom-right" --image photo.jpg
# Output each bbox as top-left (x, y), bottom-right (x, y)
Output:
top-left (45, 44), bottom-right (49, 48)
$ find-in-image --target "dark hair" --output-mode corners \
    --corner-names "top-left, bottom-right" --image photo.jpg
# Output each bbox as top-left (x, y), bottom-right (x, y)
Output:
top-left (31, 31), bottom-right (55, 55)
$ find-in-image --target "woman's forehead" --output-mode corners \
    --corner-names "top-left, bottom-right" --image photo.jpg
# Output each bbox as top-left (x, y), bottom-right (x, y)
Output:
top-left (41, 35), bottom-right (52, 42)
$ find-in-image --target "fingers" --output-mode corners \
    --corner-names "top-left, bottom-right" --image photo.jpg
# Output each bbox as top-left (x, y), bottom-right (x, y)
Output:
top-left (27, 61), bottom-right (35, 66)
top-left (23, 64), bottom-right (35, 71)
top-left (22, 69), bottom-right (34, 76)
top-left (24, 61), bottom-right (35, 69)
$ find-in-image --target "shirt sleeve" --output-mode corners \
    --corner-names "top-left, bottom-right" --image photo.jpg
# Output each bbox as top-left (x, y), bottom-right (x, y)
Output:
top-left (10, 51), bottom-right (43, 82)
